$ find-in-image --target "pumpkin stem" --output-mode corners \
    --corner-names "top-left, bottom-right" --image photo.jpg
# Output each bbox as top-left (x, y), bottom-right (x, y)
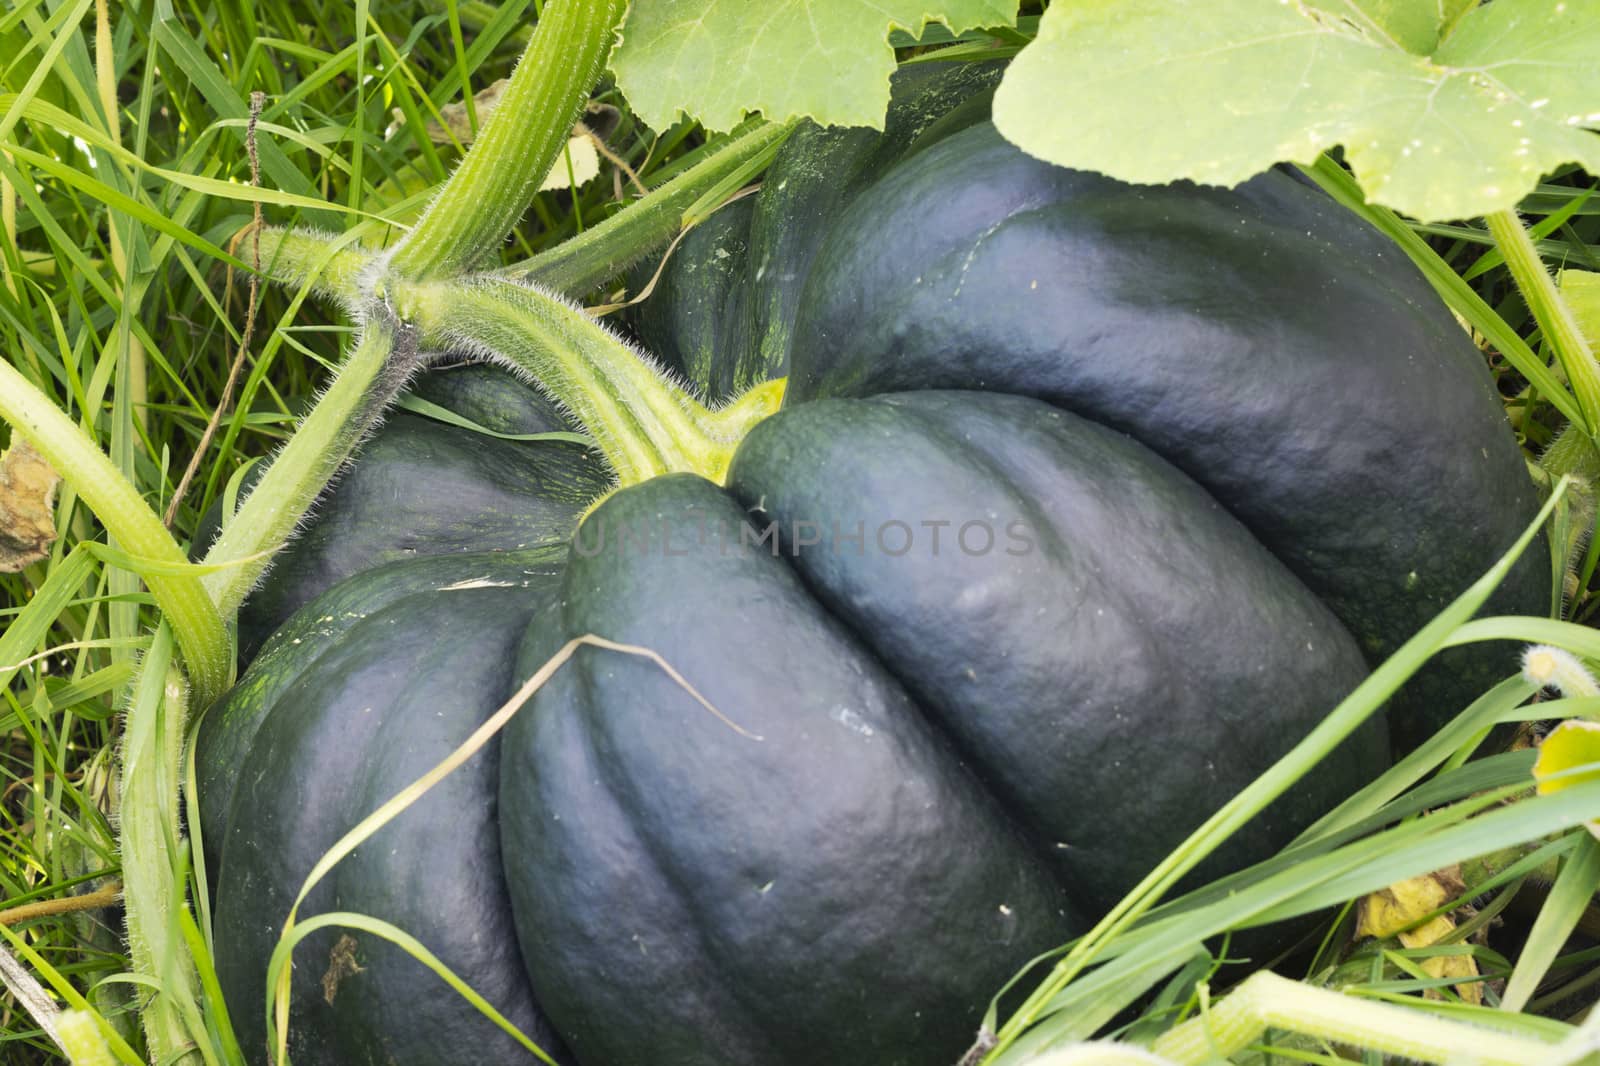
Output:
top-left (395, 273), bottom-right (782, 486)
top-left (503, 118), bottom-right (794, 297)
top-left (386, 0), bottom-right (629, 280)
top-left (249, 226), bottom-right (371, 308)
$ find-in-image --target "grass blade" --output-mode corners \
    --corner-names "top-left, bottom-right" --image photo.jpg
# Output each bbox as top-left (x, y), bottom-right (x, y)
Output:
top-left (1500, 833), bottom-right (1600, 1012)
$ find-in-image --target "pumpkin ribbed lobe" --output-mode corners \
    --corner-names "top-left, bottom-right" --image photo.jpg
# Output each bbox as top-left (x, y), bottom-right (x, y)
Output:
top-left (722, 392), bottom-right (1387, 915)
top-left (501, 474), bottom-right (1079, 1066)
top-left (199, 551), bottom-right (571, 1066)
top-left (778, 123), bottom-right (1547, 751)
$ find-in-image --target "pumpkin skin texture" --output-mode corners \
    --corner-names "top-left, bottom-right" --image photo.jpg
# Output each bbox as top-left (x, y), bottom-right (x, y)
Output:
top-left (630, 60), bottom-right (1003, 401)
top-left (195, 368), bottom-right (625, 1066)
top-left (625, 195), bottom-right (756, 403)
top-left (498, 392), bottom-right (1383, 1065)
top-left (499, 111), bottom-right (1541, 1065)
top-left (726, 392), bottom-right (1385, 912)
top-left (501, 471), bottom-right (1079, 1066)
top-left (776, 123), bottom-right (1547, 751)
top-left (197, 550), bottom-right (571, 1066)
top-left (635, 89), bottom-right (1546, 754)
top-left (207, 364), bottom-right (609, 663)
top-left (196, 366), bottom-right (598, 1065)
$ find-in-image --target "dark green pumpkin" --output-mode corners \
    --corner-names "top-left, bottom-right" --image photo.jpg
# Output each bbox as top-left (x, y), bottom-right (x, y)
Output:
top-left (500, 117), bottom-right (1545, 1064)
top-left (637, 119), bottom-right (1546, 755)
top-left (626, 60), bottom-right (1004, 402)
top-left (201, 70), bottom-right (1547, 1066)
top-left (198, 550), bottom-right (572, 1066)
top-left (197, 363), bottom-right (610, 661)
top-left (778, 123), bottom-right (1548, 754)
top-left (197, 364), bottom-right (604, 1064)
top-left (502, 391), bottom-right (1384, 1065)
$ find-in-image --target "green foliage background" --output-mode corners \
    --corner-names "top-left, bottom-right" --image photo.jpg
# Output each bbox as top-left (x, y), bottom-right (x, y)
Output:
top-left (0, 2), bottom-right (691, 1059)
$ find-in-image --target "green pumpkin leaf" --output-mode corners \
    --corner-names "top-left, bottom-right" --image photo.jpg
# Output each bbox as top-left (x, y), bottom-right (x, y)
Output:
top-left (992, 0), bottom-right (1600, 222)
top-left (611, 0), bottom-right (1016, 132)
top-left (1533, 719), bottom-right (1600, 798)
top-left (1314, 0), bottom-right (1478, 56)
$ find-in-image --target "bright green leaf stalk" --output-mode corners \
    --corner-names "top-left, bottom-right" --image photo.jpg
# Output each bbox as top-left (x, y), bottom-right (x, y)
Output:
top-left (397, 274), bottom-right (785, 486)
top-left (202, 0), bottom-right (637, 616)
top-left (1144, 972), bottom-right (1556, 1065)
top-left (1485, 209), bottom-right (1600, 436)
top-left (387, 0), bottom-right (627, 279)
top-left (505, 119), bottom-right (794, 295)
top-left (202, 315), bottom-right (419, 618)
top-left (251, 226), bottom-right (372, 308)
top-left (1025, 964), bottom-right (1579, 1062)
top-left (1541, 425), bottom-right (1600, 484)
top-left (0, 359), bottom-right (230, 707)
top-left (120, 626), bottom-right (202, 1065)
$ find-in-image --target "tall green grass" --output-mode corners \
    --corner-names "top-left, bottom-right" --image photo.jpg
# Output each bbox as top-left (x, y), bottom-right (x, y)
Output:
top-left (1, 3), bottom-right (691, 1060)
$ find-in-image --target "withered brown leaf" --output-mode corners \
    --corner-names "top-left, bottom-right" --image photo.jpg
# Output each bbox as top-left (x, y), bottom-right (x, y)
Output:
top-left (0, 437), bottom-right (60, 572)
